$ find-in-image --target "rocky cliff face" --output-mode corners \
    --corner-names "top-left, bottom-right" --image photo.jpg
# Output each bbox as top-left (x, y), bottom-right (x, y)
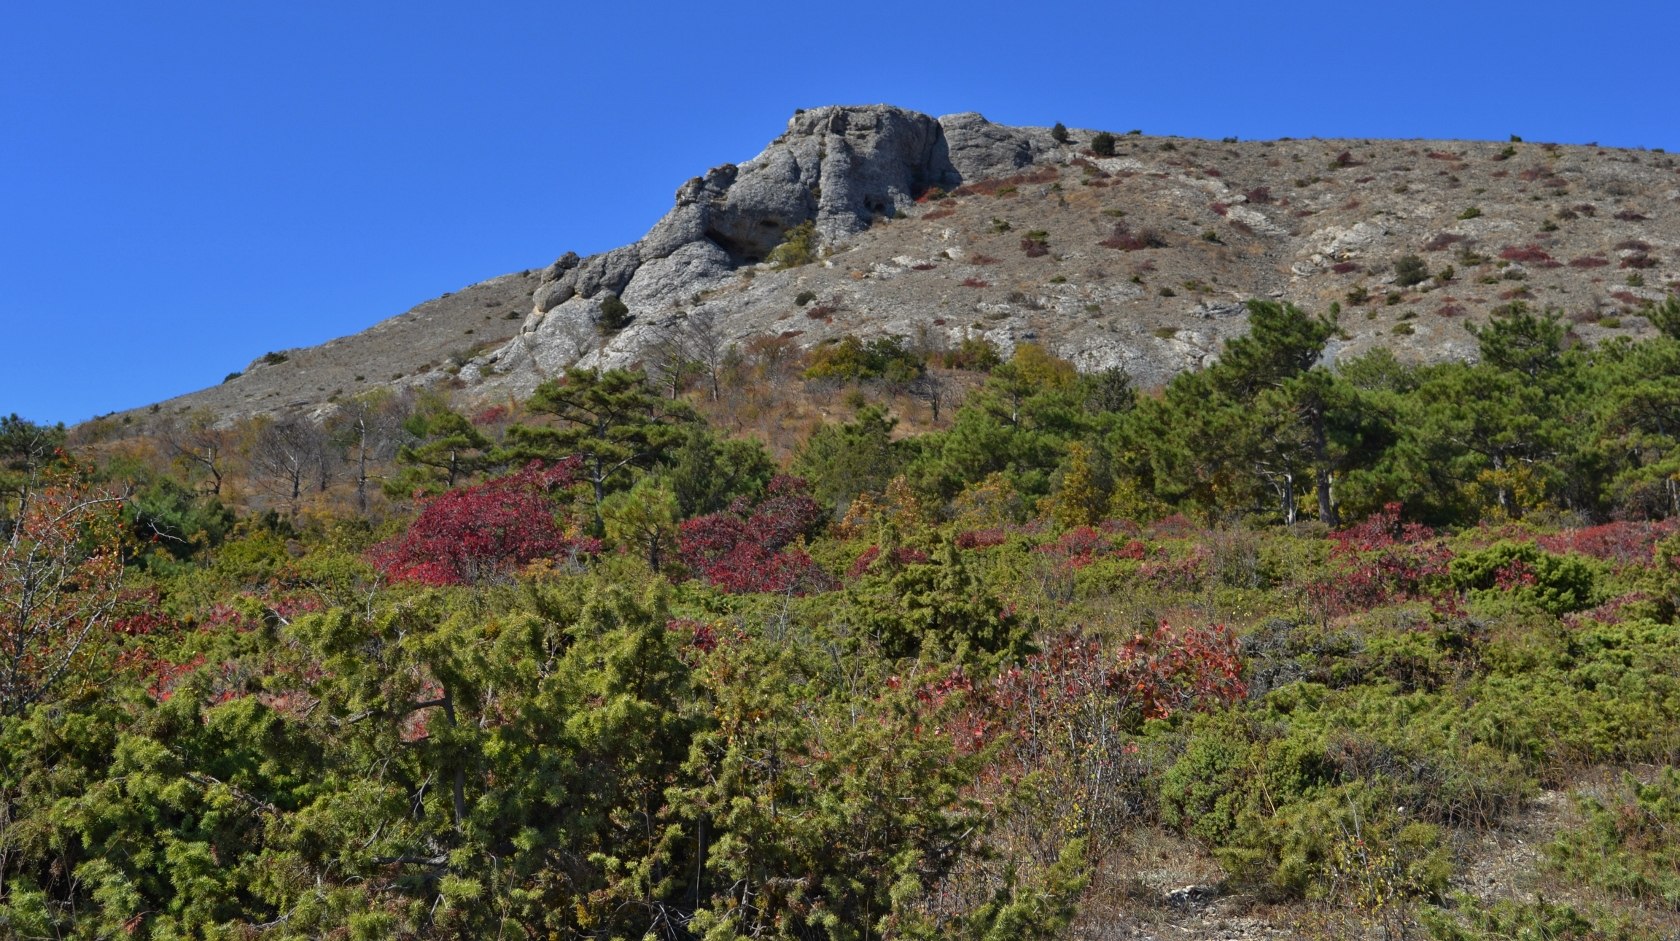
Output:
top-left (487, 106), bottom-right (1046, 389)
top-left (130, 104), bottom-right (1680, 421)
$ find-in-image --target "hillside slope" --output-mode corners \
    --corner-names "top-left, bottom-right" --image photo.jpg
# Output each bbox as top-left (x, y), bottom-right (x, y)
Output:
top-left (135, 105), bottom-right (1680, 421)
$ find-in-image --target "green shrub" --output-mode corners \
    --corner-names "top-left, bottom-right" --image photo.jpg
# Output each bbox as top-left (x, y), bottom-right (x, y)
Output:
top-left (1422, 896), bottom-right (1658, 941)
top-left (766, 220), bottom-right (818, 268)
top-left (597, 293), bottom-right (631, 333)
top-left (803, 334), bottom-right (923, 384)
top-left (1090, 132), bottom-right (1117, 157)
top-left (1547, 767), bottom-right (1680, 908)
top-left (1394, 254), bottom-right (1430, 287)
top-left (795, 290), bottom-right (817, 306)
top-left (1050, 122), bottom-right (1069, 144)
top-left (1449, 540), bottom-right (1601, 615)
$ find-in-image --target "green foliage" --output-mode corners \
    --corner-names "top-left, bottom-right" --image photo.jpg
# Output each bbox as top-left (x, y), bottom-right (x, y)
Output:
top-left (1090, 131), bottom-right (1116, 157)
top-left (386, 395), bottom-right (493, 497)
top-left (794, 405), bottom-right (904, 517)
top-left (766, 220), bottom-right (818, 268)
top-left (661, 424), bottom-right (774, 517)
top-left (1547, 767), bottom-right (1680, 908)
top-left (844, 542), bottom-right (1033, 665)
top-left (1468, 302), bottom-right (1566, 380)
top-left (1422, 896), bottom-right (1658, 941)
top-left (503, 367), bottom-right (698, 509)
top-left (122, 477), bottom-right (234, 569)
top-left (1646, 294), bottom-right (1680, 341)
top-left (596, 292), bottom-right (631, 333)
top-left (1050, 121), bottom-right (1069, 144)
top-left (34, 288), bottom-right (1680, 938)
top-left (1394, 254), bottom-right (1430, 287)
top-left (803, 334), bottom-right (924, 384)
top-left (1449, 540), bottom-right (1601, 615)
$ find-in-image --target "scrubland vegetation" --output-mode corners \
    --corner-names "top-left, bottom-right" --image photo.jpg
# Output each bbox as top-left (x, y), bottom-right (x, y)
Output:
top-left (5, 296), bottom-right (1680, 939)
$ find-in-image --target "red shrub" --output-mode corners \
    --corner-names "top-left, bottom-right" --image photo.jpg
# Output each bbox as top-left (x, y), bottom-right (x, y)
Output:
top-left (955, 528), bottom-right (1009, 550)
top-left (1100, 222), bottom-right (1167, 251)
top-left (1310, 503), bottom-right (1453, 616)
top-left (1569, 256), bottom-right (1610, 268)
top-left (678, 476), bottom-right (834, 595)
top-left (951, 166), bottom-right (1060, 197)
top-left (1035, 526), bottom-right (1109, 569)
top-left (1537, 520), bottom-right (1678, 566)
top-left (986, 621), bottom-right (1245, 737)
top-left (369, 460), bottom-right (594, 586)
top-left (846, 544), bottom-right (930, 578)
top-left (1499, 244), bottom-right (1560, 267)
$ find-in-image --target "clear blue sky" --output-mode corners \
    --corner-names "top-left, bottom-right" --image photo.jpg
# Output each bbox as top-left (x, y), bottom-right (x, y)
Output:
top-left (5, 1), bottom-right (1675, 425)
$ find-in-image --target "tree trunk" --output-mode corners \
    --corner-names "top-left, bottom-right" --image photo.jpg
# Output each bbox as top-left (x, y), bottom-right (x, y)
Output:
top-left (1282, 472), bottom-right (1297, 526)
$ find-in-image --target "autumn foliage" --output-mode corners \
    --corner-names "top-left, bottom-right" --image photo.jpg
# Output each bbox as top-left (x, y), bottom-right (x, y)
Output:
top-left (370, 459), bottom-right (597, 585)
top-left (676, 475), bottom-right (833, 593)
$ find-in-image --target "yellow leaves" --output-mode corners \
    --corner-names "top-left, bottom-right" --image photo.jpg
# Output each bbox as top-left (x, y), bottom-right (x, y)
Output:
top-left (1050, 442), bottom-right (1104, 530)
top-left (1470, 464), bottom-right (1549, 522)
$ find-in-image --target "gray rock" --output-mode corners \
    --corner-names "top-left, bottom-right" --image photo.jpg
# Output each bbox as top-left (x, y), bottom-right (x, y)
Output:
top-left (938, 111), bottom-right (1045, 180)
top-left (621, 241), bottom-right (733, 309)
top-left (569, 245), bottom-right (642, 300)
top-left (533, 278), bottom-right (575, 313)
top-left (542, 251), bottom-right (581, 282)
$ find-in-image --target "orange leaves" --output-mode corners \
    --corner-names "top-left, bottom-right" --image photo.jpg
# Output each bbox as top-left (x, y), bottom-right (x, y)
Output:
top-left (0, 475), bottom-right (124, 714)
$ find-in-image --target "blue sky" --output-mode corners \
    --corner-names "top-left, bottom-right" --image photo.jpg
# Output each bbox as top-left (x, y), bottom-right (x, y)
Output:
top-left (5, 0), bottom-right (1676, 425)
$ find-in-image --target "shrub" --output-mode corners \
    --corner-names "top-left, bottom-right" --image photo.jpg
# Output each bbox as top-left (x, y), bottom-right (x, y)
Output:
top-left (677, 477), bottom-right (833, 595)
top-left (1449, 540), bottom-right (1601, 615)
top-left (1090, 131), bottom-right (1117, 157)
top-left (802, 334), bottom-right (923, 384)
top-left (941, 336), bottom-right (1003, 371)
top-left (1421, 897), bottom-right (1653, 941)
top-left (1499, 244), bottom-right (1560, 267)
top-left (1546, 767), bottom-right (1680, 909)
top-left (1394, 254), bottom-right (1430, 287)
top-left (794, 290), bottom-right (817, 306)
top-left (766, 220), bottom-right (818, 268)
top-left (1458, 207), bottom-right (1482, 220)
top-left (1050, 121), bottom-right (1069, 144)
top-left (369, 460), bottom-right (595, 585)
top-left (1100, 222), bottom-right (1166, 251)
top-left (597, 293), bottom-right (631, 333)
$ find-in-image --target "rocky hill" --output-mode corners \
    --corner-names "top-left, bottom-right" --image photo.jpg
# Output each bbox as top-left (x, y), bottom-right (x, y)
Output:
top-left (137, 105), bottom-right (1680, 420)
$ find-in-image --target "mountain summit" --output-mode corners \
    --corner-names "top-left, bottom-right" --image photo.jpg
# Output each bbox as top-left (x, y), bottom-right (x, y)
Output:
top-left (140, 105), bottom-right (1676, 420)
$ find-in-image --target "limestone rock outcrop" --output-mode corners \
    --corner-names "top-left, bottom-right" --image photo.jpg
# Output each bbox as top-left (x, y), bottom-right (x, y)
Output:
top-left (485, 105), bottom-right (1043, 387)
